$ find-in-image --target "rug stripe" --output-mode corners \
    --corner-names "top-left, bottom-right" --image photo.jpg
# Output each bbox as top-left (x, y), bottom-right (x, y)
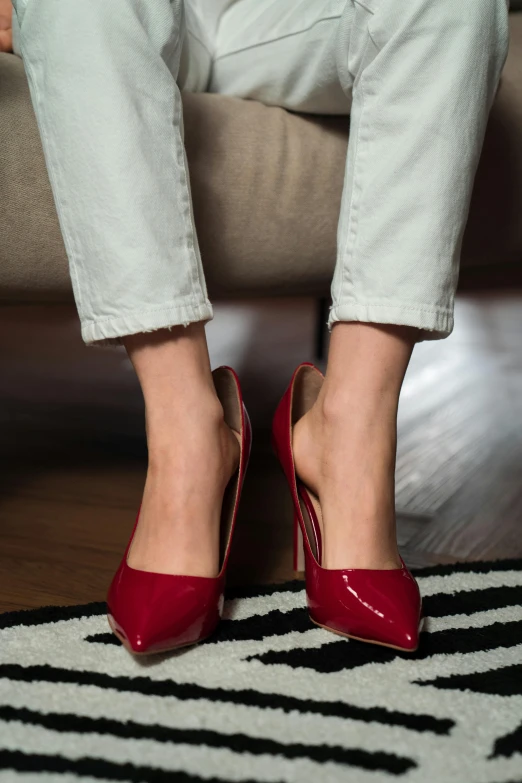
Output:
top-left (2, 567), bottom-right (522, 633)
top-left (489, 721), bottom-right (522, 760)
top-left (0, 678), bottom-right (446, 763)
top-left (0, 749), bottom-right (276, 783)
top-left (0, 664), bottom-right (453, 735)
top-left (0, 706), bottom-right (415, 775)
top-left (84, 584), bottom-right (522, 650)
top-left (87, 608), bottom-right (313, 647)
top-left (422, 585), bottom-right (522, 618)
top-left (409, 558), bottom-right (522, 578)
top-left (413, 570), bottom-right (522, 599)
top-left (1, 559), bottom-right (521, 631)
top-left (416, 663), bottom-right (522, 696)
top-left (250, 620), bottom-right (522, 672)
top-left (0, 603), bottom-right (107, 631)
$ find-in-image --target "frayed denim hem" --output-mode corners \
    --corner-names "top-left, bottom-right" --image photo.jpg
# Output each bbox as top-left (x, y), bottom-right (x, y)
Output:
top-left (81, 300), bottom-right (214, 347)
top-left (328, 301), bottom-right (454, 342)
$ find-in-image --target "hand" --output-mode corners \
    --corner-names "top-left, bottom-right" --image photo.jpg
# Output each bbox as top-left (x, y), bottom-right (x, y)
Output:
top-left (0, 0), bottom-right (13, 53)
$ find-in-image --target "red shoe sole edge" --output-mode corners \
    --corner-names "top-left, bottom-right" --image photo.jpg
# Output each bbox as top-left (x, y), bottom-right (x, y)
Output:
top-left (309, 615), bottom-right (425, 653)
top-left (107, 614), bottom-right (212, 657)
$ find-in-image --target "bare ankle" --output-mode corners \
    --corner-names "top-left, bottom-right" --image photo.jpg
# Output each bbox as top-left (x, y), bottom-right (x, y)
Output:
top-left (146, 397), bottom-right (231, 463)
top-left (306, 386), bottom-right (398, 449)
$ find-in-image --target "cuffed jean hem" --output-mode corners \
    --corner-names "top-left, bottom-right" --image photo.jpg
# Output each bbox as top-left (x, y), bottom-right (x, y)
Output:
top-left (328, 301), bottom-right (454, 342)
top-left (80, 300), bottom-right (214, 347)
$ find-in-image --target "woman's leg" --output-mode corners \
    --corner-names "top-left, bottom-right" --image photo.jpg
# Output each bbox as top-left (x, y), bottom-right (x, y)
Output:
top-left (293, 323), bottom-right (413, 569)
top-left (14, 0), bottom-right (238, 576)
top-left (123, 325), bottom-right (240, 577)
top-left (13, 0), bottom-right (212, 345)
top-left (212, 0), bottom-right (509, 568)
top-left (298, 0), bottom-right (509, 569)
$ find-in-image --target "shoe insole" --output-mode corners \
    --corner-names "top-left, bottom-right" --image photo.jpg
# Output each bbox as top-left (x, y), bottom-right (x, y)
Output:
top-left (297, 482), bottom-right (324, 566)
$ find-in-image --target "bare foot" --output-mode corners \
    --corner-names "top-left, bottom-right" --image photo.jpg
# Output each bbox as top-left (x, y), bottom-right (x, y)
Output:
top-left (128, 394), bottom-right (241, 577)
top-left (293, 394), bottom-right (402, 571)
top-left (0, 0), bottom-right (13, 53)
top-left (291, 322), bottom-right (415, 571)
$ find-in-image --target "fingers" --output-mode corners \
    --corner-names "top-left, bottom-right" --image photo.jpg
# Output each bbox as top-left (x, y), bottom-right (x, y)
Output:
top-left (0, 6), bottom-right (12, 52)
top-left (0, 28), bottom-right (13, 52)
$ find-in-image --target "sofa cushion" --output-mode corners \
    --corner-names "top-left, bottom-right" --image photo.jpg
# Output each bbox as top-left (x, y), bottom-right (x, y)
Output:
top-left (1, 14), bottom-right (522, 303)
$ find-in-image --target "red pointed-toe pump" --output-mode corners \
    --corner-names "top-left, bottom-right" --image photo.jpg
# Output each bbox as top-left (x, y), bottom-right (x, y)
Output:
top-left (107, 366), bottom-right (252, 655)
top-left (272, 363), bottom-right (422, 652)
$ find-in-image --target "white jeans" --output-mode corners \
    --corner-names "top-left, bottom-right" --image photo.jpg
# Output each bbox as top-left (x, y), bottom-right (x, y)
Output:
top-left (13, 0), bottom-right (509, 345)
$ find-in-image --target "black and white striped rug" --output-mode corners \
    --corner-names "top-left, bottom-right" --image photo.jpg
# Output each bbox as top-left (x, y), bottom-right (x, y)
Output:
top-left (0, 558), bottom-right (521, 783)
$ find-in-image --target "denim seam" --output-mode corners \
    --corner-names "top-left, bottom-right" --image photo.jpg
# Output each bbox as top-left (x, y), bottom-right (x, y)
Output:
top-left (170, 69), bottom-right (200, 312)
top-left (336, 28), bottom-right (373, 309)
top-left (213, 15), bottom-right (344, 62)
top-left (178, 101), bottom-right (210, 305)
top-left (331, 302), bottom-right (453, 315)
top-left (21, 43), bottom-right (88, 320)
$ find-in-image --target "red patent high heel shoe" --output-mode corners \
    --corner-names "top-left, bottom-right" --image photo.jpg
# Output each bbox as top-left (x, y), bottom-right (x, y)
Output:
top-left (107, 366), bottom-right (252, 655)
top-left (272, 363), bottom-right (422, 652)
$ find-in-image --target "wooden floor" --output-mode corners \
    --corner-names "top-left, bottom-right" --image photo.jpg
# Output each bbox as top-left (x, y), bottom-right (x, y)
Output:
top-left (1, 293), bottom-right (522, 613)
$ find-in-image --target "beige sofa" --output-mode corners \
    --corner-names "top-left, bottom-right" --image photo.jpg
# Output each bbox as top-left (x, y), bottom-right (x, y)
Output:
top-left (1, 13), bottom-right (521, 308)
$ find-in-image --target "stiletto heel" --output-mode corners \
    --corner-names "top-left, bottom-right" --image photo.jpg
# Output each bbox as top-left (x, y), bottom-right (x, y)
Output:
top-left (107, 366), bottom-right (252, 655)
top-left (273, 362), bottom-right (422, 652)
top-left (293, 512), bottom-right (305, 574)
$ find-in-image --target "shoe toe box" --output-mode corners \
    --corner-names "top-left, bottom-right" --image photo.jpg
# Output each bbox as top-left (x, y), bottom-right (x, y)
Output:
top-left (107, 563), bottom-right (224, 654)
